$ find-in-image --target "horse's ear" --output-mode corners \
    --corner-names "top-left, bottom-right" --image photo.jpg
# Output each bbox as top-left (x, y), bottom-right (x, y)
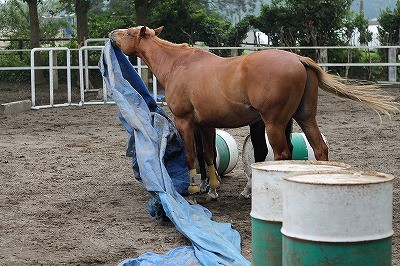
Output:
top-left (154, 26), bottom-right (164, 36)
top-left (140, 26), bottom-right (147, 37)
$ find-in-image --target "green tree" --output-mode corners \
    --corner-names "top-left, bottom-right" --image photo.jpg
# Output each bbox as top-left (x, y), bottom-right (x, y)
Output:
top-left (108, 0), bottom-right (135, 17)
top-left (198, 0), bottom-right (262, 24)
top-left (134, 0), bottom-right (152, 25)
top-left (353, 12), bottom-right (372, 45)
top-left (287, 0), bottom-right (353, 47)
top-left (60, 0), bottom-right (100, 46)
top-left (378, 1), bottom-right (400, 45)
top-left (249, 2), bottom-right (298, 47)
top-left (0, 0), bottom-right (71, 82)
top-left (88, 14), bottom-right (134, 38)
top-left (0, 0), bottom-right (30, 39)
top-left (25, 0), bottom-right (46, 83)
top-left (250, 0), bottom-right (365, 61)
top-left (149, 0), bottom-right (249, 47)
top-left (0, 0), bottom-right (70, 43)
top-left (74, 0), bottom-right (90, 47)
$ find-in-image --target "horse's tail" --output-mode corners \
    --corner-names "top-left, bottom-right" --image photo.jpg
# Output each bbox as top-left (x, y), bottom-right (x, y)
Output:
top-left (299, 56), bottom-right (399, 116)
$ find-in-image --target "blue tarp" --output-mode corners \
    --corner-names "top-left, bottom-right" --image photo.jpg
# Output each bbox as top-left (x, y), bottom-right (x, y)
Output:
top-left (99, 41), bottom-right (250, 266)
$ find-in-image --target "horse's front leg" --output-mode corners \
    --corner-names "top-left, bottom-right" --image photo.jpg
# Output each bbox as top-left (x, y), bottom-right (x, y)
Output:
top-left (199, 127), bottom-right (220, 201)
top-left (174, 117), bottom-right (201, 195)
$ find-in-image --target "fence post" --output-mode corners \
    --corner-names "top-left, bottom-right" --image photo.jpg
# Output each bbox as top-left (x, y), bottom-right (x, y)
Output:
top-left (388, 47), bottom-right (397, 83)
top-left (319, 48), bottom-right (328, 72)
top-left (53, 50), bottom-right (58, 92)
top-left (231, 49), bottom-right (238, 57)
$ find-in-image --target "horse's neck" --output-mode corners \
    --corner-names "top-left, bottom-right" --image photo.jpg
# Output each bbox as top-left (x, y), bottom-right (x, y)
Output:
top-left (137, 38), bottom-right (200, 87)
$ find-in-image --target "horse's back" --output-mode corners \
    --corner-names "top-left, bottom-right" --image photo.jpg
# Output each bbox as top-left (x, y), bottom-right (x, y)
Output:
top-left (168, 48), bottom-right (309, 128)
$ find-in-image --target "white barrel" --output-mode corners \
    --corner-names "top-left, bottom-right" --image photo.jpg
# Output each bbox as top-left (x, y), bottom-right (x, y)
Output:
top-left (243, 132), bottom-right (327, 179)
top-left (282, 170), bottom-right (394, 242)
top-left (282, 170), bottom-right (394, 265)
top-left (250, 161), bottom-right (350, 265)
top-left (251, 161), bottom-right (351, 222)
top-left (215, 129), bottom-right (238, 175)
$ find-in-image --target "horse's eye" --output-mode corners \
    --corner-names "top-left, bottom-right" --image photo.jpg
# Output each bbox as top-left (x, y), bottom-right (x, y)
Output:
top-left (126, 29), bottom-right (134, 37)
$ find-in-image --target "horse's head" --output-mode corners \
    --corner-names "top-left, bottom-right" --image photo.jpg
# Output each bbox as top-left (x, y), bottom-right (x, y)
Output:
top-left (109, 26), bottom-right (164, 55)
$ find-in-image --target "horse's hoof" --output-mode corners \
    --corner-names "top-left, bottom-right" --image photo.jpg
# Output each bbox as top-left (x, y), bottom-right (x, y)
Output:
top-left (239, 192), bottom-right (251, 199)
top-left (205, 194), bottom-right (218, 202)
top-left (184, 195), bottom-right (197, 205)
top-left (205, 188), bottom-right (219, 201)
top-left (188, 185), bottom-right (201, 194)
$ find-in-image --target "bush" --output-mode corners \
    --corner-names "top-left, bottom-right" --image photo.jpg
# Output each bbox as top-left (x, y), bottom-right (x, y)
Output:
top-left (349, 50), bottom-right (385, 81)
top-left (0, 53), bottom-right (30, 82)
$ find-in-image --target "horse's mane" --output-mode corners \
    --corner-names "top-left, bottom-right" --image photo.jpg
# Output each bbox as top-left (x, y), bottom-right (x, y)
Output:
top-left (155, 37), bottom-right (190, 49)
top-left (153, 36), bottom-right (219, 58)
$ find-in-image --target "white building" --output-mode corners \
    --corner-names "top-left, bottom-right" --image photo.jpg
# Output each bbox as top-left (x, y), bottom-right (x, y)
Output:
top-left (351, 18), bottom-right (380, 46)
top-left (243, 30), bottom-right (269, 46)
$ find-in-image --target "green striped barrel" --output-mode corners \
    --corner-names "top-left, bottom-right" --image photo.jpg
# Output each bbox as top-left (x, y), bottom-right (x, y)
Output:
top-left (250, 161), bottom-right (350, 266)
top-left (282, 170), bottom-right (394, 266)
top-left (242, 132), bottom-right (326, 178)
top-left (290, 132), bottom-right (323, 160)
top-left (215, 129), bottom-right (238, 176)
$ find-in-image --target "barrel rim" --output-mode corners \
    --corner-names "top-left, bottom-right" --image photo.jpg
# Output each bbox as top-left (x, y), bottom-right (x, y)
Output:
top-left (250, 211), bottom-right (283, 222)
top-left (251, 160), bottom-right (351, 171)
top-left (281, 231), bottom-right (394, 243)
top-left (283, 169), bottom-right (395, 185)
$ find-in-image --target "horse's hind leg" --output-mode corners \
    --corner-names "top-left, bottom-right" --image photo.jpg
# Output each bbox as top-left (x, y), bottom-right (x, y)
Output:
top-left (199, 127), bottom-right (220, 200)
top-left (296, 118), bottom-right (328, 160)
top-left (240, 121), bottom-right (268, 199)
top-left (194, 126), bottom-right (208, 193)
top-left (294, 67), bottom-right (328, 160)
top-left (249, 119), bottom-right (293, 161)
top-left (285, 119), bottom-right (294, 157)
top-left (264, 120), bottom-right (292, 160)
top-left (250, 120), bottom-right (268, 162)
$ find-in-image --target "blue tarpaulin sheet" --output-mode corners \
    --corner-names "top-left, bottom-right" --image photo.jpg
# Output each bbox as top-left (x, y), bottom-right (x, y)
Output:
top-left (99, 41), bottom-right (250, 266)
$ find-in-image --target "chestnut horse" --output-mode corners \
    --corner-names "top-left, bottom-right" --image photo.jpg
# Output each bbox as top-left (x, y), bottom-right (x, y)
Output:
top-left (109, 26), bottom-right (399, 200)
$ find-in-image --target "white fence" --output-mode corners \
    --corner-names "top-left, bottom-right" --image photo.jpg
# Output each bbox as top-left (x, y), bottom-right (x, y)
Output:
top-left (1, 42), bottom-right (400, 109)
top-left (30, 47), bottom-right (73, 108)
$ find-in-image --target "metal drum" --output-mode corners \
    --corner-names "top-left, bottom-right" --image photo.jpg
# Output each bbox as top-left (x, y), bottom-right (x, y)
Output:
top-left (215, 129), bottom-right (238, 176)
top-left (251, 161), bottom-right (350, 266)
top-left (282, 170), bottom-right (394, 266)
top-left (242, 132), bottom-right (327, 179)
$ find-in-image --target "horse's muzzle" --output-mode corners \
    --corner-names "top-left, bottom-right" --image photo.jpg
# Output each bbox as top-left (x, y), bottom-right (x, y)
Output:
top-left (108, 31), bottom-right (118, 46)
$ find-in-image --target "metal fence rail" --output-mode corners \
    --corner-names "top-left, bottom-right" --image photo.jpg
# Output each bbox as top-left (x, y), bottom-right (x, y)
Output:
top-left (1, 43), bottom-right (399, 109)
top-left (30, 47), bottom-right (74, 109)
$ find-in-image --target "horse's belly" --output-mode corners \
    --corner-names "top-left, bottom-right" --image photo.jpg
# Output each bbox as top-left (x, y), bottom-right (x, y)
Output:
top-left (195, 107), bottom-right (260, 128)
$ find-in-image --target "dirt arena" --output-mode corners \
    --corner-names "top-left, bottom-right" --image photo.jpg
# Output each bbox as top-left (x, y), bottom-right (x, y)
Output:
top-left (1, 82), bottom-right (399, 265)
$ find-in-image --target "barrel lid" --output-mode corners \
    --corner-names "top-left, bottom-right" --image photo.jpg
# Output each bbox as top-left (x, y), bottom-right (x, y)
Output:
top-left (251, 160), bottom-right (350, 172)
top-left (284, 170), bottom-right (395, 185)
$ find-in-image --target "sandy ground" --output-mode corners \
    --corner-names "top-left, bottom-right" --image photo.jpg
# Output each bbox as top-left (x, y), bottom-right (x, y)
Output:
top-left (0, 82), bottom-right (399, 265)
